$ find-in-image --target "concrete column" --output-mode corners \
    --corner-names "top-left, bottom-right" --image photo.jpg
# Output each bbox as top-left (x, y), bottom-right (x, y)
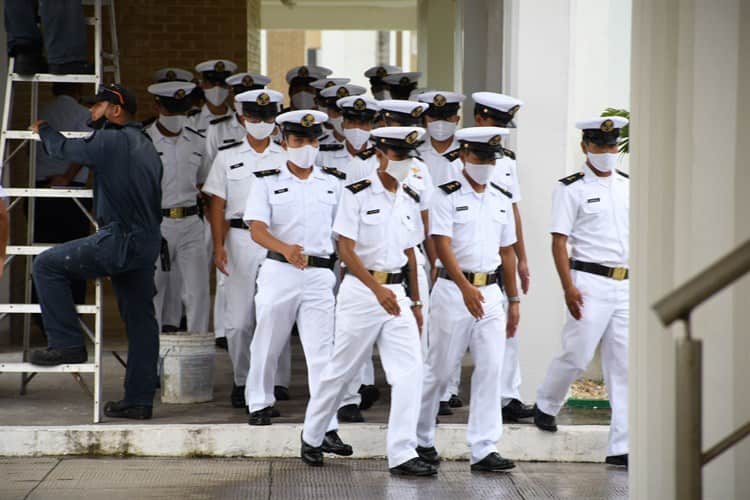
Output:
top-left (417, 0), bottom-right (458, 90)
top-left (247, 0), bottom-right (261, 71)
top-left (630, 0), bottom-right (750, 497)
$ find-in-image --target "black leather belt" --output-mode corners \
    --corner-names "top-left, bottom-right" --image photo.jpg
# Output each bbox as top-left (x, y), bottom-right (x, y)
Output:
top-left (345, 268), bottom-right (404, 284)
top-left (161, 205), bottom-right (199, 219)
top-left (229, 218), bottom-right (248, 229)
top-left (570, 259), bottom-right (629, 280)
top-left (267, 250), bottom-right (335, 269)
top-left (438, 267), bottom-right (499, 287)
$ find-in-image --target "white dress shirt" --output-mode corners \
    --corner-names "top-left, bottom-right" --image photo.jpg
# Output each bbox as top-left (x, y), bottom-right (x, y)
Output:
top-left (145, 123), bottom-right (204, 209)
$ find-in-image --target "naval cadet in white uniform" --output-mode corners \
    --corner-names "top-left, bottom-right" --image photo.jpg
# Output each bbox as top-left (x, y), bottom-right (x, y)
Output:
top-left (416, 91), bottom-right (466, 187)
top-left (315, 83), bottom-right (366, 148)
top-left (415, 127), bottom-right (520, 473)
top-left (534, 116), bottom-right (630, 469)
top-left (301, 126), bottom-right (436, 477)
top-left (201, 89), bottom-right (286, 410)
top-left (364, 64), bottom-right (401, 100)
top-left (381, 72), bottom-right (421, 100)
top-left (285, 65), bottom-right (333, 110)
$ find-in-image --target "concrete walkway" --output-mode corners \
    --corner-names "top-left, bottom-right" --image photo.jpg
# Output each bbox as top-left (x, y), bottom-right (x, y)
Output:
top-left (1, 457), bottom-right (629, 500)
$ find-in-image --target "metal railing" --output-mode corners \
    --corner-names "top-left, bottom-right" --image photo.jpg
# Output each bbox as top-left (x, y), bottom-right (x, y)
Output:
top-left (653, 239), bottom-right (750, 500)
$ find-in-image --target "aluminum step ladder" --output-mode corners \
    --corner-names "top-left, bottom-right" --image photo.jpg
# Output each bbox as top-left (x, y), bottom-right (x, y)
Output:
top-left (0, 0), bottom-right (120, 423)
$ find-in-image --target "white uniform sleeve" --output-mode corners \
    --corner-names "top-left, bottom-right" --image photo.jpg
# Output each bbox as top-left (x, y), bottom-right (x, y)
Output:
top-left (332, 188), bottom-right (360, 241)
top-left (243, 177), bottom-right (271, 225)
top-left (549, 182), bottom-right (577, 236)
top-left (405, 203), bottom-right (423, 249)
top-left (201, 154), bottom-right (227, 199)
top-left (194, 135), bottom-right (210, 184)
top-left (429, 191), bottom-right (454, 238)
top-left (500, 202), bottom-right (517, 248)
top-left (418, 164), bottom-right (435, 211)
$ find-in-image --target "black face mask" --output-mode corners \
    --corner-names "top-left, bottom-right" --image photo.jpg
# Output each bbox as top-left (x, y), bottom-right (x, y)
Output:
top-left (86, 115), bottom-right (108, 130)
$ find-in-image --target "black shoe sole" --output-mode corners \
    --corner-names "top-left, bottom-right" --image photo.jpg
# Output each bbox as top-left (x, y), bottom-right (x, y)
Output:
top-left (29, 357), bottom-right (87, 366)
top-left (534, 422), bottom-right (558, 432)
top-left (389, 468), bottom-right (438, 477)
top-left (321, 446), bottom-right (353, 457)
top-left (471, 463), bottom-right (516, 472)
top-left (301, 456), bottom-right (324, 467)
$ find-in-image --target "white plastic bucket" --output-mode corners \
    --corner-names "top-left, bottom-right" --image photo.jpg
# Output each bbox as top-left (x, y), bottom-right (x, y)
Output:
top-left (159, 332), bottom-right (215, 404)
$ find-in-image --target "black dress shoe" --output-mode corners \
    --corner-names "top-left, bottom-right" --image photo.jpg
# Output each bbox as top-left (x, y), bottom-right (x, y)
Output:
top-left (438, 401), bottom-right (453, 416)
top-left (161, 325), bottom-right (179, 333)
top-left (416, 446), bottom-right (441, 466)
top-left (471, 452), bottom-right (516, 472)
top-left (12, 48), bottom-right (46, 75)
top-left (29, 346), bottom-right (87, 366)
top-left (503, 399), bottom-right (535, 422)
top-left (533, 404), bottom-right (558, 432)
top-left (389, 457), bottom-right (438, 476)
top-left (321, 430), bottom-right (353, 456)
top-left (230, 384), bottom-right (246, 408)
top-left (337, 404), bottom-right (365, 423)
top-left (104, 400), bottom-right (152, 420)
top-left (49, 61), bottom-right (93, 75)
top-left (448, 394), bottom-right (463, 408)
top-left (248, 406), bottom-right (273, 426)
top-left (215, 337), bottom-right (228, 350)
top-left (301, 433), bottom-right (324, 466)
top-left (605, 454), bottom-right (628, 468)
top-left (358, 384), bottom-right (380, 410)
top-left (274, 385), bottom-right (290, 401)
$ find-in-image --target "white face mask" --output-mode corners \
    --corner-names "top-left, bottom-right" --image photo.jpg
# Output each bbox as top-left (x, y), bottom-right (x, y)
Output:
top-left (373, 89), bottom-right (391, 101)
top-left (343, 127), bottom-right (370, 150)
top-left (204, 86), bottom-right (229, 107)
top-left (586, 151), bottom-right (618, 172)
top-left (158, 114), bottom-right (185, 134)
top-left (427, 120), bottom-right (457, 141)
top-left (464, 162), bottom-right (496, 185)
top-left (244, 120), bottom-right (275, 140)
top-left (291, 91), bottom-right (316, 109)
top-left (385, 158), bottom-right (412, 183)
top-left (286, 144), bottom-right (318, 168)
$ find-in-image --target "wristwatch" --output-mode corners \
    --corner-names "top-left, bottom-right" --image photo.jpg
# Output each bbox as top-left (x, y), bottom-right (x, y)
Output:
top-left (411, 300), bottom-right (423, 308)
top-left (508, 296), bottom-right (521, 304)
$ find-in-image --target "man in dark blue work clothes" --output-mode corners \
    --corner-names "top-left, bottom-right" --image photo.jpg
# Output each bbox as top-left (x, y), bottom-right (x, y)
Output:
top-left (29, 84), bottom-right (163, 420)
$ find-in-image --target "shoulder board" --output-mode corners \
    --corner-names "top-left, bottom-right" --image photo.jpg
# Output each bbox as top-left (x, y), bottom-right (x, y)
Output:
top-left (558, 172), bottom-right (585, 185)
top-left (443, 149), bottom-right (461, 162)
top-left (185, 126), bottom-right (205, 138)
top-left (502, 147), bottom-right (516, 160)
top-left (345, 179), bottom-right (372, 193)
top-left (141, 116), bottom-right (157, 127)
top-left (209, 115), bottom-right (232, 125)
top-left (617, 169), bottom-right (629, 178)
top-left (218, 141), bottom-right (242, 151)
top-left (187, 109), bottom-right (200, 117)
top-left (357, 147), bottom-right (376, 160)
top-left (253, 169), bottom-right (280, 178)
top-left (490, 182), bottom-right (512, 199)
top-left (320, 143), bottom-right (345, 152)
top-left (273, 139), bottom-right (283, 146)
top-left (318, 134), bottom-right (330, 142)
top-left (438, 180), bottom-right (461, 194)
top-left (403, 184), bottom-right (420, 203)
top-left (321, 166), bottom-right (346, 180)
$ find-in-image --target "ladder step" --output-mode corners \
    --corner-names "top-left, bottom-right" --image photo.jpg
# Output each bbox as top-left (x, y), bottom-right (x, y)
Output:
top-left (3, 188), bottom-right (93, 198)
top-left (3, 130), bottom-right (93, 141)
top-left (0, 362), bottom-right (97, 373)
top-left (6, 245), bottom-right (54, 256)
top-left (9, 73), bottom-right (98, 84)
top-left (0, 304), bottom-right (98, 314)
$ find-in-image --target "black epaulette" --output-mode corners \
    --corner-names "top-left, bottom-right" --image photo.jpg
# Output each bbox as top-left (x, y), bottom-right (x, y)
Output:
top-left (141, 116), bottom-right (157, 128)
top-left (345, 179), bottom-right (371, 193)
top-left (321, 166), bottom-right (346, 180)
top-left (356, 147), bottom-right (376, 160)
top-left (187, 108), bottom-right (200, 117)
top-left (559, 172), bottom-right (585, 185)
top-left (253, 169), bottom-right (280, 178)
top-left (502, 147), bottom-right (516, 160)
top-left (403, 184), bottom-right (420, 203)
top-left (438, 180), bottom-right (461, 194)
top-left (490, 182), bottom-right (512, 199)
top-left (209, 115), bottom-right (232, 125)
top-left (617, 169), bottom-right (629, 178)
top-left (320, 143), bottom-right (345, 152)
top-left (218, 141), bottom-right (242, 151)
top-left (318, 134), bottom-right (330, 142)
top-left (185, 126), bottom-right (205, 138)
top-left (443, 149), bottom-right (461, 162)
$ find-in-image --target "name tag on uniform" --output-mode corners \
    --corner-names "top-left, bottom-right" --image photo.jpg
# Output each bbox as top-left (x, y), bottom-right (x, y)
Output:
top-left (327, 190), bottom-right (334, 194)
top-left (223, 139), bottom-right (235, 143)
top-left (274, 188), bottom-right (288, 195)
top-left (500, 209), bottom-right (506, 213)
top-left (587, 197), bottom-right (601, 203)
top-left (192, 152), bottom-right (202, 157)
top-left (366, 209), bottom-right (380, 215)
top-left (456, 206), bottom-right (469, 212)
top-left (229, 162), bottom-right (244, 170)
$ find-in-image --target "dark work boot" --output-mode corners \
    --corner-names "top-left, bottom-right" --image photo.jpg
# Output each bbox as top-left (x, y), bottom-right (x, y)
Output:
top-left (533, 404), bottom-right (558, 432)
top-left (321, 430), bottom-right (353, 456)
top-left (29, 346), bottom-right (87, 366)
top-left (104, 400), bottom-right (152, 420)
top-left (230, 384), bottom-right (246, 408)
top-left (337, 404), bottom-right (365, 423)
top-left (48, 61), bottom-right (93, 75)
top-left (12, 47), bottom-right (46, 75)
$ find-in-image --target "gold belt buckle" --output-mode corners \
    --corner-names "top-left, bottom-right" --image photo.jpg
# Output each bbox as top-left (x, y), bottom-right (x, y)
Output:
top-left (372, 271), bottom-right (389, 284)
top-left (611, 267), bottom-right (628, 280)
top-left (168, 207), bottom-right (183, 218)
top-left (472, 272), bottom-right (488, 287)
top-left (303, 255), bottom-right (310, 266)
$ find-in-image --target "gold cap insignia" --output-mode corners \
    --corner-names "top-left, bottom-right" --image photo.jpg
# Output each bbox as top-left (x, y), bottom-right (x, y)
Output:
top-left (375, 67), bottom-right (387, 78)
top-left (298, 66), bottom-right (309, 78)
top-left (325, 81), bottom-right (336, 88)
top-left (242, 76), bottom-right (255, 87)
top-left (600, 119), bottom-right (614, 132)
top-left (214, 61), bottom-right (226, 72)
top-left (301, 113), bottom-right (315, 127)
top-left (489, 135), bottom-right (502, 146)
top-left (434, 94), bottom-right (447, 107)
top-left (410, 106), bottom-right (424, 118)
top-left (399, 76), bottom-right (411, 85)
top-left (336, 87), bottom-right (350, 98)
top-left (174, 88), bottom-right (186, 99)
top-left (405, 131), bottom-right (418, 145)
top-left (353, 98), bottom-right (367, 111)
top-left (256, 93), bottom-right (270, 106)
top-left (166, 70), bottom-right (177, 81)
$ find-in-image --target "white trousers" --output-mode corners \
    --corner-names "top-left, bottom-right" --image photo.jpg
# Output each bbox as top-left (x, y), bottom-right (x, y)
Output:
top-left (161, 264), bottom-right (183, 327)
top-left (247, 259), bottom-right (335, 430)
top-left (536, 270), bottom-right (629, 456)
top-left (417, 278), bottom-right (506, 464)
top-left (205, 219), bottom-right (226, 339)
top-left (500, 325), bottom-right (523, 405)
top-left (303, 275), bottom-right (423, 468)
top-left (154, 216), bottom-right (209, 333)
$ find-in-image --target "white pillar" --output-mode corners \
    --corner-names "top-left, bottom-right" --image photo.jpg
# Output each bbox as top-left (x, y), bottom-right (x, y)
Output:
top-left (417, 0), bottom-right (457, 91)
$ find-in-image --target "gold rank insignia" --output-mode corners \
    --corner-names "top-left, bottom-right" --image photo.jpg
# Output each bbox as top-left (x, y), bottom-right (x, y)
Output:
top-left (301, 114), bottom-right (315, 127)
top-left (166, 70), bottom-right (176, 81)
top-left (256, 93), bottom-right (270, 106)
top-left (174, 88), bottom-right (186, 99)
top-left (489, 135), bottom-right (502, 146)
top-left (411, 106), bottom-right (423, 118)
top-left (399, 76), bottom-right (410, 85)
top-left (353, 98), bottom-right (366, 111)
top-left (242, 75), bottom-right (255, 87)
top-left (346, 179), bottom-right (372, 193)
top-left (298, 66), bottom-right (309, 77)
top-left (405, 131), bottom-right (419, 144)
top-left (601, 119), bottom-right (614, 132)
top-left (439, 180), bottom-right (461, 194)
top-left (434, 94), bottom-right (447, 107)
top-left (376, 67), bottom-right (387, 78)
top-left (214, 61), bottom-right (225, 71)
top-left (325, 81), bottom-right (336, 88)
top-left (336, 87), bottom-right (350, 98)
top-left (508, 105), bottom-right (520, 117)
